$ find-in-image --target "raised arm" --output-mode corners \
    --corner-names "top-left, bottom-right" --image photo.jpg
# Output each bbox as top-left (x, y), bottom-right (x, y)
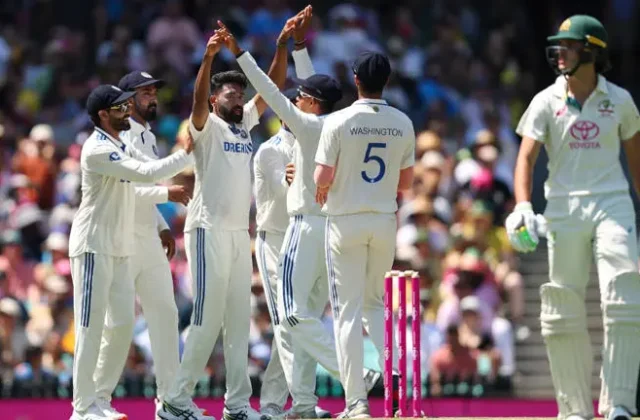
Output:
top-left (292, 6), bottom-right (315, 79)
top-left (192, 33), bottom-right (226, 131)
top-left (217, 8), bottom-right (309, 117)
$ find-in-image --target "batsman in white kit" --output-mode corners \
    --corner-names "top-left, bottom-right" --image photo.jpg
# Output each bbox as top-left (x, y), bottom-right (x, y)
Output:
top-left (68, 84), bottom-right (192, 420)
top-left (158, 20), bottom-right (299, 420)
top-left (233, 28), bottom-right (382, 417)
top-left (506, 15), bottom-right (640, 420)
top-left (314, 52), bottom-right (415, 417)
top-left (90, 71), bottom-right (196, 419)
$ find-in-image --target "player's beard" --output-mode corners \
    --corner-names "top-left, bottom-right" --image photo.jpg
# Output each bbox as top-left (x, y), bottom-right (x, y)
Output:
top-left (110, 114), bottom-right (131, 131)
top-left (136, 98), bottom-right (158, 121)
top-left (217, 103), bottom-right (243, 124)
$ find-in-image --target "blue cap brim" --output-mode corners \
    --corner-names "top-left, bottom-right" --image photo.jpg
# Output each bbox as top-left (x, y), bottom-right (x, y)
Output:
top-left (132, 79), bottom-right (166, 89)
top-left (113, 91), bottom-right (136, 105)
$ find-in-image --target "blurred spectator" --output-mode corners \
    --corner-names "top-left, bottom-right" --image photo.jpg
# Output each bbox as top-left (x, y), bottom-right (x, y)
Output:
top-left (430, 324), bottom-right (477, 396)
top-left (12, 344), bottom-right (58, 397)
top-left (11, 125), bottom-right (57, 211)
top-left (0, 230), bottom-right (35, 300)
top-left (147, 0), bottom-right (201, 77)
top-left (0, 297), bottom-right (28, 372)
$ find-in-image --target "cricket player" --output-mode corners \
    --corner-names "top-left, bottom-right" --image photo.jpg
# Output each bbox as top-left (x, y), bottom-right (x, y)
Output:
top-left (68, 84), bottom-right (192, 420)
top-left (314, 52), bottom-right (415, 417)
top-left (506, 15), bottom-right (640, 420)
top-left (89, 71), bottom-right (199, 419)
top-left (159, 16), bottom-right (302, 420)
top-left (255, 87), bottom-right (330, 418)
top-left (229, 25), bottom-right (382, 416)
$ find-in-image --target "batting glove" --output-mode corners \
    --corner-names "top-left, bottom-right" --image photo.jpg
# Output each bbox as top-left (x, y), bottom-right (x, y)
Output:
top-left (505, 202), bottom-right (542, 253)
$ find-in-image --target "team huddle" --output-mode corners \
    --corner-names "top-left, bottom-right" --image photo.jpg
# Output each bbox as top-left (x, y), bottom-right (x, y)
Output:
top-left (68, 6), bottom-right (414, 420)
top-left (68, 6), bottom-right (640, 420)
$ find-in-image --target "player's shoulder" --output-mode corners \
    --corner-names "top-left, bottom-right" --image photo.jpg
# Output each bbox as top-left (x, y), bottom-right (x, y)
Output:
top-left (84, 130), bottom-right (115, 154)
top-left (381, 104), bottom-right (413, 126)
top-left (602, 77), bottom-right (634, 104)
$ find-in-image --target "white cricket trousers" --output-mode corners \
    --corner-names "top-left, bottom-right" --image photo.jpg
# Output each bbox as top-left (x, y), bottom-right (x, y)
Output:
top-left (95, 233), bottom-right (179, 401)
top-left (166, 228), bottom-right (252, 410)
top-left (542, 192), bottom-right (640, 418)
top-left (255, 231), bottom-right (317, 412)
top-left (70, 253), bottom-right (135, 412)
top-left (277, 215), bottom-right (341, 401)
top-left (325, 213), bottom-right (398, 406)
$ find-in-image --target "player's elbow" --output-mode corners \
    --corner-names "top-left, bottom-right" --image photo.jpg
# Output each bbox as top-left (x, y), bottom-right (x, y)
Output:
top-left (314, 164), bottom-right (334, 188)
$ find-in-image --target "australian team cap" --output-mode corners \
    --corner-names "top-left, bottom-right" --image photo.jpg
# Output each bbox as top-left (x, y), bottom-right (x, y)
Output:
top-left (547, 15), bottom-right (608, 49)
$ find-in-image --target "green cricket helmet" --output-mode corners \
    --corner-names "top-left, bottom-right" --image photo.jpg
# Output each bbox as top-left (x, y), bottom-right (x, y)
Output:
top-left (546, 15), bottom-right (611, 76)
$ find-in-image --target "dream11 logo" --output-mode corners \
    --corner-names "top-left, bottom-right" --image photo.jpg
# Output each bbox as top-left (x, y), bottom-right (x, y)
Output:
top-left (569, 120), bottom-right (601, 149)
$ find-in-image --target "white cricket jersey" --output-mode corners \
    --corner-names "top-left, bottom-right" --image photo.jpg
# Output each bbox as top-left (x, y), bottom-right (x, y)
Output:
top-left (315, 99), bottom-right (415, 216)
top-left (69, 127), bottom-right (191, 257)
top-left (237, 51), bottom-right (324, 217)
top-left (517, 75), bottom-right (640, 199)
top-left (254, 127), bottom-right (295, 234)
top-left (121, 118), bottom-right (171, 237)
top-left (185, 100), bottom-right (260, 232)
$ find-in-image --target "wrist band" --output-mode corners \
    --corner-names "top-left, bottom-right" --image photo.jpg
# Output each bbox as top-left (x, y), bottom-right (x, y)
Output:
top-left (294, 39), bottom-right (307, 46)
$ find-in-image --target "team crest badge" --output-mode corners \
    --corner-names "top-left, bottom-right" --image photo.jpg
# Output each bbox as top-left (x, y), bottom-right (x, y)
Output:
top-left (597, 99), bottom-right (615, 117)
top-left (141, 72), bottom-right (153, 79)
top-left (559, 19), bottom-right (571, 31)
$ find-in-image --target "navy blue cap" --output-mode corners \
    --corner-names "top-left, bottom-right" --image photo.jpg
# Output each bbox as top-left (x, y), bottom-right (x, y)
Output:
top-left (291, 74), bottom-right (342, 104)
top-left (283, 88), bottom-right (298, 103)
top-left (118, 71), bottom-right (165, 92)
top-left (86, 85), bottom-right (136, 117)
top-left (352, 51), bottom-right (391, 91)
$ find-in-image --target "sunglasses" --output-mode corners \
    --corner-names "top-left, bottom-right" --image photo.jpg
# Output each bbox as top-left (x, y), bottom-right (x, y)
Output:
top-left (109, 102), bottom-right (131, 113)
top-left (297, 88), bottom-right (325, 102)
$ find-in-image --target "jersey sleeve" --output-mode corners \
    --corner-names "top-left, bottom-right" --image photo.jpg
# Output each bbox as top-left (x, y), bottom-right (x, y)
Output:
top-left (85, 144), bottom-right (190, 183)
top-left (243, 98), bottom-right (260, 131)
top-left (135, 186), bottom-right (169, 204)
top-left (237, 52), bottom-right (317, 140)
top-left (401, 121), bottom-right (416, 169)
top-left (255, 146), bottom-right (289, 197)
top-left (292, 48), bottom-right (316, 79)
top-left (126, 141), bottom-right (154, 162)
top-left (188, 113), bottom-right (214, 142)
top-left (516, 92), bottom-right (549, 143)
top-left (156, 208), bottom-right (170, 233)
top-left (619, 90), bottom-right (640, 141)
top-left (315, 115), bottom-right (340, 166)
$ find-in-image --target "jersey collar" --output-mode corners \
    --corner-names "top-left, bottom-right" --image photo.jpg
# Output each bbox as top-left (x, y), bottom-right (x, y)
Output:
top-left (353, 98), bottom-right (388, 105)
top-left (95, 127), bottom-right (126, 151)
top-left (128, 116), bottom-right (150, 134)
top-left (551, 74), bottom-right (609, 98)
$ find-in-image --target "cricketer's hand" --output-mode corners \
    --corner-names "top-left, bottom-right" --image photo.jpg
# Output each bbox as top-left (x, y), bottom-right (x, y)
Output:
top-left (505, 202), bottom-right (544, 253)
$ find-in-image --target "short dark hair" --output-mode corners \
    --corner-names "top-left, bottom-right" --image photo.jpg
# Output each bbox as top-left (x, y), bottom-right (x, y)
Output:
top-left (211, 71), bottom-right (248, 93)
top-left (318, 99), bottom-right (336, 115)
top-left (358, 75), bottom-right (388, 96)
top-left (90, 114), bottom-right (101, 128)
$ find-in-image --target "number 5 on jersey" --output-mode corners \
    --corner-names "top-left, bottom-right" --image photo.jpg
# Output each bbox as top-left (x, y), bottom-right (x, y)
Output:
top-left (361, 142), bottom-right (386, 183)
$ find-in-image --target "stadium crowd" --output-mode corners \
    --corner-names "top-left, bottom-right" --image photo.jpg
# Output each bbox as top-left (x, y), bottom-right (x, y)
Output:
top-left (0, 0), bottom-right (634, 401)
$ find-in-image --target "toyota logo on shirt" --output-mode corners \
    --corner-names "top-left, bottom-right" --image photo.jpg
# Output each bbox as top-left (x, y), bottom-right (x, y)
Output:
top-left (568, 120), bottom-right (601, 150)
top-left (569, 120), bottom-right (600, 141)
